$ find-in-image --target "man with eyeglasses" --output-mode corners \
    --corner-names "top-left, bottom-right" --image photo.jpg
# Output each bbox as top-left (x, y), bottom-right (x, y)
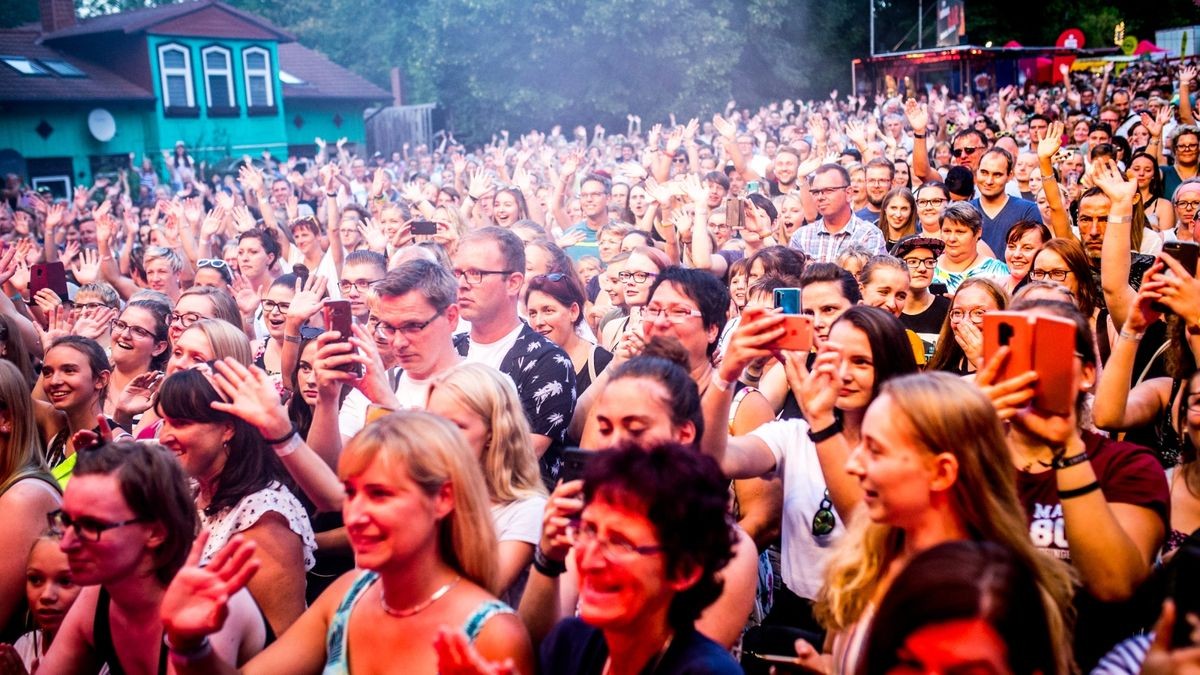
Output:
top-left (1161, 126), bottom-right (1200, 198)
top-left (322, 259), bottom-right (463, 445)
top-left (969, 147), bottom-right (1043, 255)
top-left (561, 174), bottom-right (613, 261)
top-left (853, 158), bottom-right (895, 224)
top-left (339, 250), bottom-right (387, 324)
top-left (41, 441), bottom-right (264, 673)
top-left (452, 227), bottom-right (576, 486)
top-left (787, 164), bottom-right (885, 263)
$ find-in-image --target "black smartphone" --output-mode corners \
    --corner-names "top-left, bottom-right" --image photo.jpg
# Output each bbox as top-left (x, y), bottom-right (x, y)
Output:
top-left (929, 282), bottom-right (949, 296)
top-left (31, 261), bottom-right (68, 301)
top-left (411, 221), bottom-right (437, 236)
top-left (1153, 241), bottom-right (1200, 313)
top-left (322, 299), bottom-right (361, 376)
top-left (558, 447), bottom-right (594, 484)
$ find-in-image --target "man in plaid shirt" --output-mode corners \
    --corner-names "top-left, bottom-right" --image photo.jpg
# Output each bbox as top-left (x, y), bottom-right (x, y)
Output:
top-left (787, 163), bottom-right (886, 263)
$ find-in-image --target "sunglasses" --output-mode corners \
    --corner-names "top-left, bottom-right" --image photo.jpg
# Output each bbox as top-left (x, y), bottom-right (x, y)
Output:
top-left (198, 258), bottom-right (229, 270)
top-left (951, 147), bottom-right (980, 158)
top-left (533, 272), bottom-right (567, 283)
top-left (812, 489), bottom-right (835, 536)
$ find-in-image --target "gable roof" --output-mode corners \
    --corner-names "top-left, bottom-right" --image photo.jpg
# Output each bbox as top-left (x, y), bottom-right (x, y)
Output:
top-left (0, 29), bottom-right (153, 102)
top-left (277, 42), bottom-right (389, 102)
top-left (39, 0), bottom-right (293, 43)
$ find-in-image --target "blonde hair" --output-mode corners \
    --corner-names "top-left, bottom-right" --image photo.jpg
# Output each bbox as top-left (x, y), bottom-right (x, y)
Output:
top-left (178, 285), bottom-right (245, 333)
top-left (0, 360), bottom-right (43, 484)
top-left (817, 373), bottom-right (1075, 674)
top-left (428, 363), bottom-right (546, 504)
top-left (183, 319), bottom-right (253, 366)
top-left (338, 410), bottom-right (500, 594)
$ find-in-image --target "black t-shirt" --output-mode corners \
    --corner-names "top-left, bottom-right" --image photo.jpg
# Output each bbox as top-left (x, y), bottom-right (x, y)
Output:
top-left (540, 619), bottom-right (742, 674)
top-left (900, 295), bottom-right (951, 364)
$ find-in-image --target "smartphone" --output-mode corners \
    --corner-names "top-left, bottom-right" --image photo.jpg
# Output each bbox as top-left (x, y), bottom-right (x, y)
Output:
top-left (929, 282), bottom-right (949, 296)
top-left (769, 289), bottom-right (813, 352)
top-left (411, 220), bottom-right (437, 236)
top-left (983, 312), bottom-right (1076, 415)
top-left (558, 447), bottom-right (594, 484)
top-left (1153, 241), bottom-right (1200, 313)
top-left (322, 299), bottom-right (361, 376)
top-left (1170, 538), bottom-right (1200, 647)
top-left (724, 197), bottom-right (745, 232)
top-left (31, 261), bottom-right (68, 301)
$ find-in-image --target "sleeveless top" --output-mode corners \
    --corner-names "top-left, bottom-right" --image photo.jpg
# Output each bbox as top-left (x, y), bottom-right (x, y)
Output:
top-left (322, 571), bottom-right (513, 675)
top-left (94, 587), bottom-right (167, 675)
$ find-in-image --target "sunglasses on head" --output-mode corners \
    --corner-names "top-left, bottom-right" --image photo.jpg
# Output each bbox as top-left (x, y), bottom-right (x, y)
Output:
top-left (198, 258), bottom-right (229, 270)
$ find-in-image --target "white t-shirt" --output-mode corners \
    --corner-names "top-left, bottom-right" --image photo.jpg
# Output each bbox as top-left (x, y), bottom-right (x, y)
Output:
top-left (749, 417), bottom-right (846, 600)
top-left (338, 367), bottom-right (429, 441)
top-left (463, 323), bottom-right (524, 371)
top-left (491, 495), bottom-right (547, 544)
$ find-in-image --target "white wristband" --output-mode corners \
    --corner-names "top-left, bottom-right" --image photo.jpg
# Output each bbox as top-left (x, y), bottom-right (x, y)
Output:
top-left (273, 433), bottom-right (302, 458)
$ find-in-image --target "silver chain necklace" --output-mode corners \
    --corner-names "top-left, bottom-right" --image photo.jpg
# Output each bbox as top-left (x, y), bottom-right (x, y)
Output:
top-left (378, 575), bottom-right (461, 618)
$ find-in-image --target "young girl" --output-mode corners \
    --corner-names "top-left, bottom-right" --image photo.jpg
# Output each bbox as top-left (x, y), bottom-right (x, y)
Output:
top-left (4, 535), bottom-right (94, 674)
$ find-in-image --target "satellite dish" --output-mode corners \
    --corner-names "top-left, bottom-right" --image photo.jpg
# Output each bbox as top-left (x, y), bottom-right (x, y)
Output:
top-left (87, 108), bottom-right (116, 142)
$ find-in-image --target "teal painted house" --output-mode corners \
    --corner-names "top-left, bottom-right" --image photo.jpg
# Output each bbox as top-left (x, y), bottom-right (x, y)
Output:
top-left (0, 0), bottom-right (389, 196)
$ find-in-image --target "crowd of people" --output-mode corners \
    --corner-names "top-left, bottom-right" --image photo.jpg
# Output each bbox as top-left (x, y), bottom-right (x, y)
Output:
top-left (1, 54), bottom-right (1200, 674)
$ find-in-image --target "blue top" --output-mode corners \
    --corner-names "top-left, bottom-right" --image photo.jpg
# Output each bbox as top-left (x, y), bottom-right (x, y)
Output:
top-left (969, 196), bottom-right (1043, 255)
top-left (322, 571), bottom-right (512, 675)
top-left (539, 618), bottom-right (742, 674)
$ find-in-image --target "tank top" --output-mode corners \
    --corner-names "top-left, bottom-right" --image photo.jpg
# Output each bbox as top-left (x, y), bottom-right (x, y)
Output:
top-left (322, 571), bottom-right (512, 674)
top-left (93, 588), bottom-right (167, 675)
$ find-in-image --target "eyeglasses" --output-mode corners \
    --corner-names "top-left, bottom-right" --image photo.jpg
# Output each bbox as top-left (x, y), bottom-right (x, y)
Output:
top-left (916, 198), bottom-right (947, 208)
top-left (903, 257), bottom-right (937, 270)
top-left (111, 319), bottom-right (156, 341)
top-left (1176, 201), bottom-right (1200, 211)
top-left (574, 521), bottom-right (662, 562)
top-left (643, 305), bottom-right (704, 324)
top-left (373, 308), bottom-right (444, 340)
top-left (866, 178), bottom-right (892, 185)
top-left (812, 489), bottom-right (835, 536)
top-left (168, 311), bottom-right (204, 329)
top-left (1030, 269), bottom-right (1071, 282)
top-left (339, 279), bottom-right (377, 294)
top-left (810, 186), bottom-right (849, 197)
top-left (949, 308), bottom-right (987, 322)
top-left (453, 268), bottom-right (514, 285)
top-left (261, 300), bottom-right (291, 315)
top-left (618, 271), bottom-right (657, 284)
top-left (76, 302), bottom-right (113, 312)
top-left (951, 147), bottom-right (980, 158)
top-left (533, 272), bottom-right (567, 283)
top-left (1176, 144), bottom-right (1199, 152)
top-left (48, 509), bottom-right (145, 543)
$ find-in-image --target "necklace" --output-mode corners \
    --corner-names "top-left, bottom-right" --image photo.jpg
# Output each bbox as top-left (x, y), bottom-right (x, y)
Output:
top-left (602, 632), bottom-right (674, 675)
top-left (379, 575), bottom-right (461, 618)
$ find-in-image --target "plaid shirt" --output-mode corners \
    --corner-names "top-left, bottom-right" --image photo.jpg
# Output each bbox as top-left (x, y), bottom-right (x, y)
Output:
top-left (787, 214), bottom-right (886, 263)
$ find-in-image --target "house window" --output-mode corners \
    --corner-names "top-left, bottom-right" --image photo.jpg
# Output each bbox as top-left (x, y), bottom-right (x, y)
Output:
top-left (242, 47), bottom-right (274, 111)
top-left (1, 57), bottom-right (49, 76)
top-left (42, 60), bottom-right (86, 77)
top-left (157, 44), bottom-right (195, 112)
top-left (201, 46), bottom-right (236, 114)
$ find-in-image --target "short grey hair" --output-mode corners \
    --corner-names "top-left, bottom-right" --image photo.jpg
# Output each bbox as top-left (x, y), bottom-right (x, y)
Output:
top-left (939, 201), bottom-right (983, 234)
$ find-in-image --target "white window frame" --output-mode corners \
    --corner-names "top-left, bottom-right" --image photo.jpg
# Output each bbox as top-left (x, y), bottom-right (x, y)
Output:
top-left (157, 43), bottom-right (194, 109)
top-left (241, 46), bottom-right (274, 108)
top-left (200, 46), bottom-right (234, 109)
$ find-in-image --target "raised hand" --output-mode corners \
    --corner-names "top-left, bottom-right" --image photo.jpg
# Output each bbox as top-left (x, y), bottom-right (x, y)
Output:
top-left (1142, 106), bottom-right (1174, 139)
top-left (231, 205), bottom-right (257, 233)
top-left (286, 274), bottom-right (329, 327)
top-left (200, 206), bottom-right (225, 240)
top-left (32, 288), bottom-right (63, 316)
top-left (712, 114), bottom-right (737, 140)
top-left (369, 168), bottom-right (386, 199)
top-left (1091, 157), bottom-right (1137, 205)
top-left (182, 197), bottom-right (204, 229)
top-left (719, 308), bottom-right (786, 384)
top-left (74, 305), bottom-right (118, 341)
top-left (209, 358), bottom-right (292, 438)
top-left (682, 117), bottom-right (699, 144)
top-left (237, 164), bottom-right (264, 195)
top-left (116, 370), bottom-right (165, 419)
top-left (45, 201), bottom-right (67, 231)
top-left (161, 530), bottom-right (260, 646)
top-left (34, 305), bottom-right (72, 352)
top-left (845, 119), bottom-right (868, 148)
top-left (59, 240), bottom-right (80, 268)
top-left (466, 170), bottom-right (493, 200)
top-left (903, 99), bottom-right (928, 135)
top-left (1037, 120), bottom-right (1064, 162)
top-left (682, 173), bottom-right (708, 206)
top-left (231, 274), bottom-right (262, 317)
top-left (358, 218), bottom-right (388, 253)
top-left (400, 181), bottom-right (425, 204)
top-left (1181, 65), bottom-right (1197, 88)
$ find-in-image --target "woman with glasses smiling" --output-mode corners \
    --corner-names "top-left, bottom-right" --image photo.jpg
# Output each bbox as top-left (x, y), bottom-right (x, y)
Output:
top-left (928, 278), bottom-right (1008, 375)
top-left (103, 298), bottom-right (170, 419)
top-left (1029, 238), bottom-right (1101, 323)
top-left (913, 181), bottom-right (950, 239)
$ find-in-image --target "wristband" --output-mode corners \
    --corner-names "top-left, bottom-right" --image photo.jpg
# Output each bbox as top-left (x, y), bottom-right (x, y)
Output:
top-left (272, 432), bottom-right (303, 458)
top-left (710, 371), bottom-right (734, 392)
top-left (912, 132), bottom-right (926, 139)
top-left (165, 634), bottom-right (212, 663)
top-left (283, 334), bottom-right (303, 344)
top-left (261, 423), bottom-right (299, 446)
top-left (1108, 215), bottom-right (1131, 225)
top-left (326, 192), bottom-right (337, 198)
top-left (1058, 481), bottom-right (1101, 499)
top-left (1118, 329), bottom-right (1144, 342)
top-left (533, 547), bottom-right (566, 577)
top-left (1051, 451), bottom-right (1089, 470)
top-left (807, 418), bottom-right (843, 443)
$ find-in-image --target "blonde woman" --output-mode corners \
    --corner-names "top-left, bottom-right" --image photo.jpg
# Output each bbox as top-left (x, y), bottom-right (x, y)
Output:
top-left (805, 373), bottom-right (1074, 674)
top-left (427, 363), bottom-right (548, 605)
top-left (160, 410), bottom-right (534, 674)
